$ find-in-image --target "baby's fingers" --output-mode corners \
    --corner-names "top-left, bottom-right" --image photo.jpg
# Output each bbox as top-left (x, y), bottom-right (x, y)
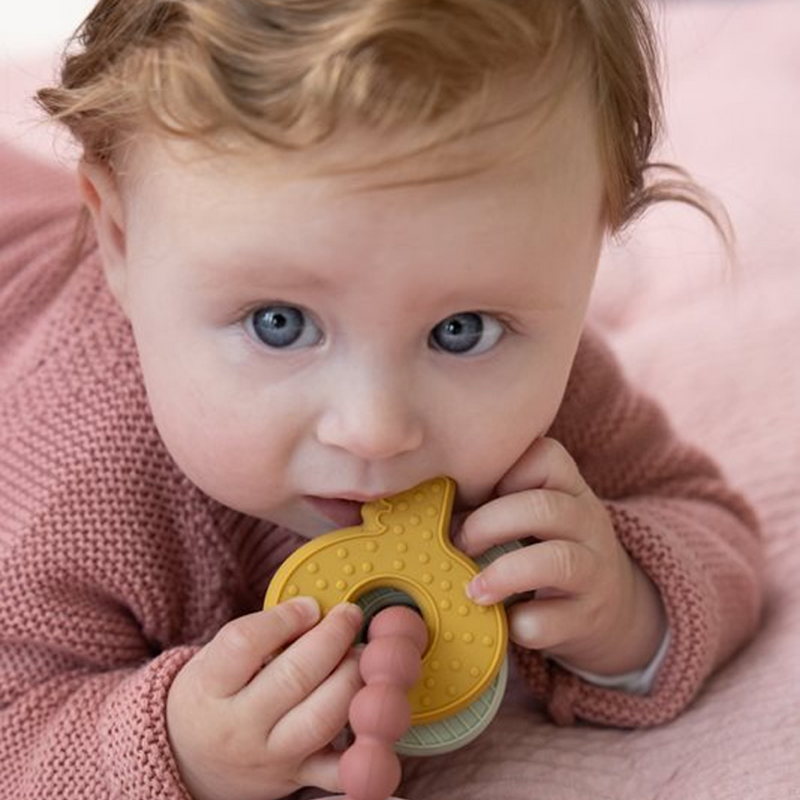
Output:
top-left (269, 646), bottom-right (363, 757)
top-left (242, 602), bottom-right (363, 724)
top-left (190, 597), bottom-right (321, 697)
top-left (457, 489), bottom-right (585, 558)
top-left (467, 540), bottom-right (595, 605)
top-left (497, 437), bottom-right (587, 497)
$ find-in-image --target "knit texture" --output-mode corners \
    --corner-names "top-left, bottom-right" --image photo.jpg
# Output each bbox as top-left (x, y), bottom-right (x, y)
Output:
top-left (0, 145), bottom-right (762, 799)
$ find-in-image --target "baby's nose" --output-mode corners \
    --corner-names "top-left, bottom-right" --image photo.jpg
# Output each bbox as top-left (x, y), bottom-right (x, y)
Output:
top-left (315, 379), bottom-right (423, 461)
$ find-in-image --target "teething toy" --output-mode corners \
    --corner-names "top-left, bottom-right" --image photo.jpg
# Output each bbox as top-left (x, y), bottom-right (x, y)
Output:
top-left (264, 476), bottom-right (511, 755)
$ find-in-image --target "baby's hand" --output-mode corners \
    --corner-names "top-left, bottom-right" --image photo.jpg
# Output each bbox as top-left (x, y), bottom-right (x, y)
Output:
top-left (456, 437), bottom-right (666, 676)
top-left (166, 598), bottom-right (364, 800)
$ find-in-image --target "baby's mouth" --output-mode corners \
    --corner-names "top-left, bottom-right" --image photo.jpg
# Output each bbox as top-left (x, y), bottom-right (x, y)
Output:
top-left (306, 479), bottom-right (475, 532)
top-left (306, 496), bottom-right (366, 528)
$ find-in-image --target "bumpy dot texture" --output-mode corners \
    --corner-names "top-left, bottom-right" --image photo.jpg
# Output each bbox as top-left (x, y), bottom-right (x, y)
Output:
top-left (264, 477), bottom-right (508, 724)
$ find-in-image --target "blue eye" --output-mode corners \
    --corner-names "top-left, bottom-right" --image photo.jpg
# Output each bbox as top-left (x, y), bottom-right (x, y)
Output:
top-left (249, 305), bottom-right (322, 349)
top-left (429, 312), bottom-right (504, 355)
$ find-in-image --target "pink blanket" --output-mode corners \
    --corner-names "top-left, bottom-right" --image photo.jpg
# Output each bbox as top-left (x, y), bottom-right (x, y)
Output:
top-left (2, 2), bottom-right (798, 798)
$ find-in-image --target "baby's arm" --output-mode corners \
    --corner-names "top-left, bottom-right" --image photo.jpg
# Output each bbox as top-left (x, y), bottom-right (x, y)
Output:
top-left (0, 549), bottom-right (362, 800)
top-left (0, 556), bottom-right (195, 800)
top-left (460, 330), bottom-right (762, 727)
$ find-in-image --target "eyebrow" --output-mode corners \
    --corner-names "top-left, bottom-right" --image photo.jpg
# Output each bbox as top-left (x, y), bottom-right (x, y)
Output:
top-left (191, 249), bottom-right (332, 293)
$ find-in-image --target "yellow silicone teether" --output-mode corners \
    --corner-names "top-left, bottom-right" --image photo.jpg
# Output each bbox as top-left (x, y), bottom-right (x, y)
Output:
top-left (264, 476), bottom-right (508, 725)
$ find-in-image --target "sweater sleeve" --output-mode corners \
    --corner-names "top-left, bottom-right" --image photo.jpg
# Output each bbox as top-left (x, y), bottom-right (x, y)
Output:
top-left (0, 436), bottom-right (248, 800)
top-left (511, 329), bottom-right (763, 727)
top-left (0, 440), bottom-right (287, 800)
top-left (1, 635), bottom-right (198, 799)
top-left (0, 473), bottom-right (211, 800)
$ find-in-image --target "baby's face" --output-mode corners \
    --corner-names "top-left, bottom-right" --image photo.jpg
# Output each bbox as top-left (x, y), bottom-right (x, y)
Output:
top-left (104, 86), bottom-right (604, 537)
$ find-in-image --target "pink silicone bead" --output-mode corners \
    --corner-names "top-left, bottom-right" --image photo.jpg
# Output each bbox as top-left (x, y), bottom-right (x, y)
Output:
top-left (349, 683), bottom-right (412, 741)
top-left (367, 606), bottom-right (428, 654)
top-left (339, 606), bottom-right (428, 800)
top-left (339, 738), bottom-right (402, 800)
top-left (359, 635), bottom-right (423, 689)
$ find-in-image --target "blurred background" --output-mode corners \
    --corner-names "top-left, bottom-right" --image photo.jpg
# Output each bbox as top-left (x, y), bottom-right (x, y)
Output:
top-left (1, 1), bottom-right (96, 157)
top-left (0, 0), bottom-right (94, 61)
top-left (0, 1), bottom-right (94, 59)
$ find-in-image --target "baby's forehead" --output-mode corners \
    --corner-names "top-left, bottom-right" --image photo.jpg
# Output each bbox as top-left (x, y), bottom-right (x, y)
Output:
top-left (45, 1), bottom-right (666, 233)
top-left (119, 75), bottom-right (599, 199)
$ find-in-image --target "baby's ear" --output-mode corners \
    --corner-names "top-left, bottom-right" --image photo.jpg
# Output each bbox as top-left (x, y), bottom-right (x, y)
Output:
top-left (77, 158), bottom-right (129, 313)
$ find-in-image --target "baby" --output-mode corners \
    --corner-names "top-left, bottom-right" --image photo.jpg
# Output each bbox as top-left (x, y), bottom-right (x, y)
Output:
top-left (0, 1), bottom-right (762, 799)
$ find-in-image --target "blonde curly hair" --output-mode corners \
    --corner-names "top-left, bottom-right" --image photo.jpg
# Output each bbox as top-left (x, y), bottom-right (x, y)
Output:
top-left (38, 0), bottom-right (721, 236)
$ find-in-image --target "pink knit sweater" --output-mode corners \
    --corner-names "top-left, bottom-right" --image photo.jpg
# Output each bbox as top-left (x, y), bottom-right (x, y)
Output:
top-left (0, 145), bottom-right (762, 800)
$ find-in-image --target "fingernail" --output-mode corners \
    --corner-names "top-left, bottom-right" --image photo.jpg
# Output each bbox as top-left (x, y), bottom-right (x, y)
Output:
top-left (509, 612), bottom-right (540, 646)
top-left (466, 575), bottom-right (491, 604)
